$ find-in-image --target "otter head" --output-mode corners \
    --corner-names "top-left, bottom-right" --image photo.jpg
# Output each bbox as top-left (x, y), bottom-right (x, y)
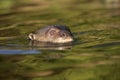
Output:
top-left (46, 27), bottom-right (73, 43)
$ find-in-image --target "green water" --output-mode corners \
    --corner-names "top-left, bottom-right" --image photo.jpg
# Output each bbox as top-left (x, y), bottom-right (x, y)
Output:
top-left (0, 0), bottom-right (120, 80)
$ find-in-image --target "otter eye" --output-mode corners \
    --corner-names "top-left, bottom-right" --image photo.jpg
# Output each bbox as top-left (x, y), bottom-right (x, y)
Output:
top-left (49, 30), bottom-right (56, 35)
top-left (47, 28), bottom-right (58, 36)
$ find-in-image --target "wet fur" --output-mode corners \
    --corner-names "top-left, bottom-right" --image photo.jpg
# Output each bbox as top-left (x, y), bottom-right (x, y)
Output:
top-left (28, 25), bottom-right (73, 43)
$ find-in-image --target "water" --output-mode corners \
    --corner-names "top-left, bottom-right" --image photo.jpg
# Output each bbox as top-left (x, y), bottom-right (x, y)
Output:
top-left (0, 0), bottom-right (120, 80)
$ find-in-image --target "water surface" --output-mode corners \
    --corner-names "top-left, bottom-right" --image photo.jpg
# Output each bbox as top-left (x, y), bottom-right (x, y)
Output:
top-left (0, 0), bottom-right (120, 80)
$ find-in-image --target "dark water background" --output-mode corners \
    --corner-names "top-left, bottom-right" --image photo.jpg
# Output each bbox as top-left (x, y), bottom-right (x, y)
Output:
top-left (0, 0), bottom-right (120, 80)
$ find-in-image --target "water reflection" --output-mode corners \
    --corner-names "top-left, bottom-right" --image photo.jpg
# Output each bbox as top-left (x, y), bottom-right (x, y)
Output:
top-left (0, 37), bottom-right (73, 54)
top-left (0, 50), bottom-right (40, 54)
top-left (103, 0), bottom-right (120, 8)
top-left (29, 40), bottom-right (73, 50)
top-left (0, 0), bottom-right (120, 80)
top-left (84, 41), bottom-right (120, 48)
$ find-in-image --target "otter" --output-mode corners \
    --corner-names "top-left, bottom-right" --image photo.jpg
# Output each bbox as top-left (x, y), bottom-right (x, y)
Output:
top-left (28, 25), bottom-right (74, 43)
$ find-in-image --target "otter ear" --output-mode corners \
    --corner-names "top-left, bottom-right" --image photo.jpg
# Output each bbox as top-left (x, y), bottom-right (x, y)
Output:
top-left (29, 33), bottom-right (35, 40)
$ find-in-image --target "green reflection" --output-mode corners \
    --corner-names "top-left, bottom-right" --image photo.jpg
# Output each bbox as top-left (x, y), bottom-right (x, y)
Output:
top-left (0, 0), bottom-right (120, 80)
